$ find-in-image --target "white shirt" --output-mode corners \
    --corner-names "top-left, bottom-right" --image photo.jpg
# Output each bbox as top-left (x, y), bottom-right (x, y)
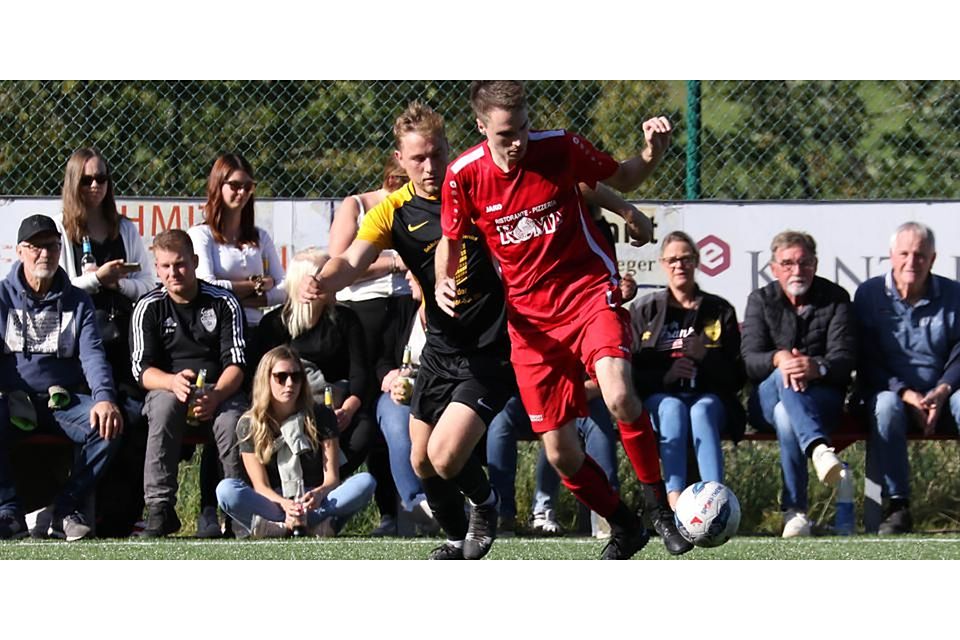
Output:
top-left (187, 223), bottom-right (286, 326)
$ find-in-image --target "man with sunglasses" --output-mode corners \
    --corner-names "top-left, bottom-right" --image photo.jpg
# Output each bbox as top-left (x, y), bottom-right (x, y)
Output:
top-left (741, 230), bottom-right (856, 538)
top-left (0, 214), bottom-right (123, 540)
top-left (130, 229), bottom-right (248, 537)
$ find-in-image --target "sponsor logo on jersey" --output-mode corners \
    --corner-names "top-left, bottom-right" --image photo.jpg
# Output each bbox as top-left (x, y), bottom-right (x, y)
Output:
top-left (485, 203), bottom-right (503, 213)
top-left (407, 221), bottom-right (429, 232)
top-left (162, 317), bottom-right (177, 335)
top-left (199, 308), bottom-right (217, 333)
top-left (529, 414), bottom-right (544, 422)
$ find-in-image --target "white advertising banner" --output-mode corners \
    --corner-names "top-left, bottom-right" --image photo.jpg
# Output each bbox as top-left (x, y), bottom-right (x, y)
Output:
top-left (3, 197), bottom-right (958, 318)
top-left (604, 201), bottom-right (960, 318)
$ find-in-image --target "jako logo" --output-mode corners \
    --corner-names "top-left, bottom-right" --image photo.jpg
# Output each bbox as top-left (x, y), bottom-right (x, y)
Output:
top-left (697, 235), bottom-right (731, 277)
top-left (486, 203), bottom-right (503, 213)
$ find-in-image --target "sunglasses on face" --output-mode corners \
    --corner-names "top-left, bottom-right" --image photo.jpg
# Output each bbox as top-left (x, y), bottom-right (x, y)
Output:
top-left (224, 180), bottom-right (256, 193)
top-left (79, 174), bottom-right (109, 187)
top-left (271, 371), bottom-right (304, 385)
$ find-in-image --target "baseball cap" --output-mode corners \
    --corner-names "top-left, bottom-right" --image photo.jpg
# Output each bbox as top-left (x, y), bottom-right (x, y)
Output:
top-left (17, 214), bottom-right (61, 244)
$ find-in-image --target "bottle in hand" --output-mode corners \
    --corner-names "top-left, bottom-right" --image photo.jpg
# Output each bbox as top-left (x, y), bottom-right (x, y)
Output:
top-left (397, 344), bottom-right (416, 405)
top-left (185, 368), bottom-right (207, 426)
top-left (80, 236), bottom-right (97, 273)
top-left (292, 480), bottom-right (308, 537)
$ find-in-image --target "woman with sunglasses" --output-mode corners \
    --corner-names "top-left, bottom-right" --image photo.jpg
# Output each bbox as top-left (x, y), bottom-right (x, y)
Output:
top-left (216, 345), bottom-right (376, 537)
top-left (55, 148), bottom-right (156, 535)
top-left (327, 155), bottom-right (417, 536)
top-left (188, 153), bottom-right (286, 333)
top-left (257, 249), bottom-right (379, 488)
top-left (629, 231), bottom-right (746, 508)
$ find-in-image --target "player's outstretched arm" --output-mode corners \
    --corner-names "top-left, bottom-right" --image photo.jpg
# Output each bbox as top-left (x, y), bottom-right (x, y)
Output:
top-left (601, 116), bottom-right (672, 193)
top-left (434, 236), bottom-right (461, 317)
top-left (582, 182), bottom-right (653, 247)
top-left (298, 240), bottom-right (379, 303)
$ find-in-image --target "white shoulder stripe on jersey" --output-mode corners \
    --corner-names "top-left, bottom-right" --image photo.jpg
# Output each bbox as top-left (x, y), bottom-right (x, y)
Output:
top-left (529, 129), bottom-right (566, 141)
top-left (130, 287), bottom-right (169, 380)
top-left (450, 146), bottom-right (485, 174)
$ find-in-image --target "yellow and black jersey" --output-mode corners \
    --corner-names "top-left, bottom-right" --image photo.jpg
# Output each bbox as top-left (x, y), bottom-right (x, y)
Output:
top-left (357, 181), bottom-right (508, 356)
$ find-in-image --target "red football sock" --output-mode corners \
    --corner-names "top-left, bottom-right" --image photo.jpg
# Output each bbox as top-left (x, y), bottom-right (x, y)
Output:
top-left (561, 455), bottom-right (621, 518)
top-left (618, 412), bottom-right (662, 484)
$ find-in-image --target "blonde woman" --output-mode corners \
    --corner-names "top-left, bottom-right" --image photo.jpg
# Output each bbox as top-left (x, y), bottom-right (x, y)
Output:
top-left (215, 346), bottom-right (375, 537)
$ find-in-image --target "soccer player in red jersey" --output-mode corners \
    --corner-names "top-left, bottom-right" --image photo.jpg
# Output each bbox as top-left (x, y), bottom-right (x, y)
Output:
top-left (436, 81), bottom-right (692, 559)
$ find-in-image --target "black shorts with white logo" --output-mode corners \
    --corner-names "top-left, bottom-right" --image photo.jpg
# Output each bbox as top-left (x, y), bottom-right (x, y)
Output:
top-left (410, 345), bottom-right (516, 427)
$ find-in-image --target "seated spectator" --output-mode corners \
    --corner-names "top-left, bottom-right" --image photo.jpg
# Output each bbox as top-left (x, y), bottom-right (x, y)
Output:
top-left (55, 147), bottom-right (156, 536)
top-left (487, 393), bottom-right (619, 537)
top-left (188, 153), bottom-right (285, 335)
top-left (854, 221), bottom-right (960, 534)
top-left (375, 272), bottom-right (439, 535)
top-left (257, 249), bottom-right (378, 484)
top-left (216, 346), bottom-right (375, 538)
top-left (130, 229), bottom-right (248, 537)
top-left (630, 231), bottom-right (745, 508)
top-left (0, 214), bottom-right (123, 541)
top-left (742, 230), bottom-right (855, 538)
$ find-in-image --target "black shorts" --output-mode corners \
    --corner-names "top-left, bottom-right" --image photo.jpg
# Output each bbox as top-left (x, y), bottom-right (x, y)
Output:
top-left (410, 346), bottom-right (516, 427)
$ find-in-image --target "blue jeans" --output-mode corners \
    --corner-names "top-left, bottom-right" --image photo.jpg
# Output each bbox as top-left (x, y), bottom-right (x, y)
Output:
top-left (644, 392), bottom-right (725, 494)
top-left (0, 392), bottom-right (121, 516)
top-left (216, 473), bottom-right (376, 535)
top-left (749, 370), bottom-right (844, 511)
top-left (375, 391), bottom-right (426, 511)
top-left (487, 395), bottom-right (619, 518)
top-left (868, 389), bottom-right (960, 500)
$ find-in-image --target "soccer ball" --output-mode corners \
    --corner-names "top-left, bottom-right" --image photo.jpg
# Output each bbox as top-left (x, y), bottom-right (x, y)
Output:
top-left (674, 481), bottom-right (741, 548)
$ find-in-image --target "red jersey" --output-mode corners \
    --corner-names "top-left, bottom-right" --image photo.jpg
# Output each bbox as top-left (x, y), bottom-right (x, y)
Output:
top-left (442, 129), bottom-right (622, 326)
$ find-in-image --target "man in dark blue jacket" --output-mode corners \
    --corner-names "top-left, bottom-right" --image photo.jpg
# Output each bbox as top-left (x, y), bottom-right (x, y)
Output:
top-left (854, 221), bottom-right (960, 535)
top-left (0, 214), bottom-right (122, 541)
top-left (741, 230), bottom-right (856, 538)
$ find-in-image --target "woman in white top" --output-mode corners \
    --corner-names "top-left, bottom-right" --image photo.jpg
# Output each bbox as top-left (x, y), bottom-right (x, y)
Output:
top-left (188, 153), bottom-right (286, 330)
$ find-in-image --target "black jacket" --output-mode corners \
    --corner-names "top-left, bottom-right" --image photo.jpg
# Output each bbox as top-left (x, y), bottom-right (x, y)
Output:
top-left (630, 287), bottom-right (747, 442)
top-left (740, 276), bottom-right (856, 389)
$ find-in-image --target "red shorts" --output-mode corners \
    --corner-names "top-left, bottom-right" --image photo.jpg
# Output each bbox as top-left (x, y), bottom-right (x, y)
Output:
top-left (509, 302), bottom-right (632, 433)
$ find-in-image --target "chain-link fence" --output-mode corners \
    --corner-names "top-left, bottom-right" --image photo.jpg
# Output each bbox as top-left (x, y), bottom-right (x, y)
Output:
top-left (1, 80), bottom-right (957, 200)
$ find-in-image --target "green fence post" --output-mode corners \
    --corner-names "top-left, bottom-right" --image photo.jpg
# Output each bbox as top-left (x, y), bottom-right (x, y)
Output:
top-left (685, 80), bottom-right (701, 200)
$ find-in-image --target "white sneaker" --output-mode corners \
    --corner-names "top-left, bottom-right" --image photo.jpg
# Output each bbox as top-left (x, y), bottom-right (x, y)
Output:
top-left (812, 443), bottom-right (843, 486)
top-left (782, 509), bottom-right (812, 538)
top-left (531, 509), bottom-right (563, 536)
top-left (250, 515), bottom-right (288, 538)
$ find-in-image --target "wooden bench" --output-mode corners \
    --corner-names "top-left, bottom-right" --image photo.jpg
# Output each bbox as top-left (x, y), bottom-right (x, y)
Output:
top-left (736, 414), bottom-right (956, 532)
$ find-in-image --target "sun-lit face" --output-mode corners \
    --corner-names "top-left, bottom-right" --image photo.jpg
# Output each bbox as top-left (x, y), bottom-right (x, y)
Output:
top-left (477, 106), bottom-right (529, 168)
top-left (395, 131), bottom-right (448, 198)
top-left (660, 240), bottom-right (699, 292)
top-left (221, 169), bottom-right (255, 213)
top-left (890, 229), bottom-right (935, 292)
top-left (154, 246), bottom-right (198, 299)
top-left (771, 244), bottom-right (817, 299)
top-left (17, 231), bottom-right (62, 283)
top-left (80, 157), bottom-right (109, 211)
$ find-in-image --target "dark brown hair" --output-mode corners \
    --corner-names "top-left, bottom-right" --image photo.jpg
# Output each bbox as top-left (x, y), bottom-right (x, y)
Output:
top-left (470, 81), bottom-right (526, 121)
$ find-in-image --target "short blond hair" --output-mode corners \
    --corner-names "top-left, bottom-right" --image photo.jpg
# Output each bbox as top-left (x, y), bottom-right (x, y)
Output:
top-left (393, 101), bottom-right (446, 150)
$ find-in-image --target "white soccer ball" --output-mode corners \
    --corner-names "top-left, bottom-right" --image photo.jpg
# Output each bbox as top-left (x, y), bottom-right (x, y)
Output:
top-left (674, 481), bottom-right (741, 548)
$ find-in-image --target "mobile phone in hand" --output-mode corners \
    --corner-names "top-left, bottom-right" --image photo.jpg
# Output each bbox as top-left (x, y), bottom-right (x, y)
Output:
top-left (122, 262), bottom-right (141, 272)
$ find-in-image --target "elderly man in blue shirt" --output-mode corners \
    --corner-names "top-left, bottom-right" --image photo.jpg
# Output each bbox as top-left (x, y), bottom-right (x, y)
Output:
top-left (854, 221), bottom-right (960, 535)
